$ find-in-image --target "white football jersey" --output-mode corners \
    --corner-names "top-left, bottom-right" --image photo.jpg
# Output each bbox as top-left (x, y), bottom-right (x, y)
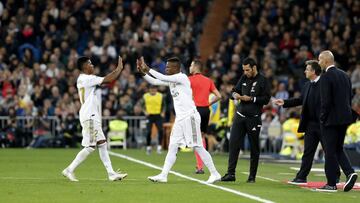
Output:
top-left (77, 74), bottom-right (104, 123)
top-left (145, 69), bottom-right (196, 120)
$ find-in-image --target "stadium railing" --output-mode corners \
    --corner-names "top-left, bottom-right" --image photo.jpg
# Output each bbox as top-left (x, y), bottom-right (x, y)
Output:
top-left (0, 116), bottom-right (148, 148)
top-left (0, 116), bottom-right (60, 137)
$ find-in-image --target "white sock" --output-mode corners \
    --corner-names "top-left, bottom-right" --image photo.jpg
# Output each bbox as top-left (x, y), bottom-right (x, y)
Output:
top-left (98, 142), bottom-right (115, 175)
top-left (160, 144), bottom-right (179, 177)
top-left (67, 147), bottom-right (95, 172)
top-left (194, 146), bottom-right (218, 175)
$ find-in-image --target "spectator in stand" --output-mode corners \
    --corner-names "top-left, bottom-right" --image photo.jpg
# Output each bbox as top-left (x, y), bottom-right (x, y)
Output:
top-left (0, 0), bottom-right (358, 153)
top-left (61, 113), bottom-right (79, 148)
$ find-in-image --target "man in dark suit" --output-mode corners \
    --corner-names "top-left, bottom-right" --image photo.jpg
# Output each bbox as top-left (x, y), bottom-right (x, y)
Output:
top-left (316, 50), bottom-right (357, 192)
top-left (274, 60), bottom-right (329, 184)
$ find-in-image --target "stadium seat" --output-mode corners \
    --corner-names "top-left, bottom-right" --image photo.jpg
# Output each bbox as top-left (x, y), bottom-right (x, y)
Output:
top-left (267, 120), bottom-right (282, 153)
top-left (107, 120), bottom-right (128, 149)
top-left (280, 132), bottom-right (300, 158)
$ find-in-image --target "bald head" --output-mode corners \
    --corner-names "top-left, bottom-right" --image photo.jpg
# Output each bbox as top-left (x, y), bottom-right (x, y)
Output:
top-left (318, 50), bottom-right (335, 70)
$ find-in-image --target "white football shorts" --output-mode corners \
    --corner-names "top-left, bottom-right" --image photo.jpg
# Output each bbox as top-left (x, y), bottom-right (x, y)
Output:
top-left (169, 111), bottom-right (202, 148)
top-left (81, 119), bottom-right (106, 147)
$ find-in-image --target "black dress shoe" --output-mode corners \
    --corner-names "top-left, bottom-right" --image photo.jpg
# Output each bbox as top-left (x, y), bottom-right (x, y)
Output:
top-left (221, 173), bottom-right (236, 182)
top-left (315, 184), bottom-right (337, 192)
top-left (344, 173), bottom-right (358, 192)
top-left (246, 178), bottom-right (255, 183)
top-left (288, 178), bottom-right (307, 185)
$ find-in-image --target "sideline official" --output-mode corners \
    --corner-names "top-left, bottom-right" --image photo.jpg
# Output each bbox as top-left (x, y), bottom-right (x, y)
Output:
top-left (221, 58), bottom-right (271, 183)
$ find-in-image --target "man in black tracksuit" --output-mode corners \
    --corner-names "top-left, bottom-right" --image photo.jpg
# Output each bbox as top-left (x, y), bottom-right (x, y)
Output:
top-left (221, 58), bottom-right (271, 183)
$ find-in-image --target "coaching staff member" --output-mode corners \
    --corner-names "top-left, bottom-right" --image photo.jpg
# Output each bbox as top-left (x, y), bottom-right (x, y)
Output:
top-left (316, 50), bottom-right (357, 192)
top-left (221, 57), bottom-right (271, 183)
top-left (274, 60), bottom-right (341, 185)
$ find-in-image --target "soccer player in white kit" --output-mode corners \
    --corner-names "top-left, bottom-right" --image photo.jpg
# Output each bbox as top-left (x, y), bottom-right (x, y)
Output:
top-left (62, 56), bottom-right (127, 182)
top-left (137, 57), bottom-right (221, 184)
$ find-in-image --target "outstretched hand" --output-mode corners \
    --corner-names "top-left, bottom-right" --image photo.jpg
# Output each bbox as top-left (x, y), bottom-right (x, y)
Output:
top-left (136, 58), bottom-right (144, 74)
top-left (139, 57), bottom-right (150, 73)
top-left (272, 98), bottom-right (284, 106)
top-left (117, 56), bottom-right (123, 71)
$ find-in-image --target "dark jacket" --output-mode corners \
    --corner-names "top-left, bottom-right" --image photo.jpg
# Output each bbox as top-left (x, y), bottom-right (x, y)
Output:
top-left (283, 81), bottom-right (321, 132)
top-left (232, 73), bottom-right (271, 117)
top-left (320, 66), bottom-right (353, 126)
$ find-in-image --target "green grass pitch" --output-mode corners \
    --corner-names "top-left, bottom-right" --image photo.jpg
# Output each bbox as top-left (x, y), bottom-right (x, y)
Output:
top-left (0, 149), bottom-right (359, 203)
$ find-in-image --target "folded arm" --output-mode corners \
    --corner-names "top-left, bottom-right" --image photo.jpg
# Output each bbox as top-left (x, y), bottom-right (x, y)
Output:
top-left (253, 79), bottom-right (271, 105)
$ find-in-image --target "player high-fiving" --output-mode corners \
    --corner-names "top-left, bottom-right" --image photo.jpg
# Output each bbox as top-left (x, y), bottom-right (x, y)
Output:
top-left (62, 56), bottom-right (127, 182)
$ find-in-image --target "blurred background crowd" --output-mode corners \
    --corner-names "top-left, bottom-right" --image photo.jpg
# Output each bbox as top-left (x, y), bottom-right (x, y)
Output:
top-left (0, 0), bottom-right (359, 154)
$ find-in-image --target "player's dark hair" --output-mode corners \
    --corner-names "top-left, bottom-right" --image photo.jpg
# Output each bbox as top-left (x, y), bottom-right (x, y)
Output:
top-left (242, 57), bottom-right (257, 69)
top-left (305, 60), bottom-right (322, 76)
top-left (167, 57), bottom-right (181, 69)
top-left (77, 56), bottom-right (90, 70)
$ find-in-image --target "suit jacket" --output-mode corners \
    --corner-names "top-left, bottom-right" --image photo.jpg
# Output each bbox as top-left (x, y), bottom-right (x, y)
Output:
top-left (320, 66), bottom-right (353, 126)
top-left (283, 81), bottom-right (320, 132)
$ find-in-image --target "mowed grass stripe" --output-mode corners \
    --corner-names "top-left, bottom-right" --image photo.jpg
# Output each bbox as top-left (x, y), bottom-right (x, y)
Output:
top-left (109, 151), bottom-right (275, 203)
top-left (1, 149), bottom-right (359, 203)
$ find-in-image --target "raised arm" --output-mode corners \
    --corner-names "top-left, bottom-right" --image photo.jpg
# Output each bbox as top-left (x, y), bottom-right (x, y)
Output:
top-left (143, 74), bottom-right (169, 86)
top-left (102, 56), bottom-right (124, 84)
top-left (138, 57), bottom-right (182, 83)
top-left (137, 58), bottom-right (168, 86)
top-left (148, 69), bottom-right (182, 83)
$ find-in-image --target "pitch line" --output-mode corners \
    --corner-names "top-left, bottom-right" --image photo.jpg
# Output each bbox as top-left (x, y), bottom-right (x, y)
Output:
top-left (241, 172), bottom-right (279, 182)
top-left (109, 151), bottom-right (275, 203)
top-left (0, 177), bottom-right (138, 181)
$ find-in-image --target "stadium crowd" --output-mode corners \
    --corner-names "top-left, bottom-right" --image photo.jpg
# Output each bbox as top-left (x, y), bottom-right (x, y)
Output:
top-left (0, 0), bottom-right (359, 150)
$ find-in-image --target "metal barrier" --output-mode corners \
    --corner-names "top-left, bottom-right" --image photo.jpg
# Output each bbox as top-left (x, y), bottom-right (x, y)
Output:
top-left (0, 115), bottom-right (148, 148)
top-left (102, 116), bottom-right (148, 148)
top-left (0, 115), bottom-right (284, 154)
top-left (0, 116), bottom-right (60, 136)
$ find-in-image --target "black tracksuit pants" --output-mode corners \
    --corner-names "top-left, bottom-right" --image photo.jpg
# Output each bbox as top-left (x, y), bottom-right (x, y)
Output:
top-left (146, 114), bottom-right (163, 146)
top-left (227, 113), bottom-right (261, 178)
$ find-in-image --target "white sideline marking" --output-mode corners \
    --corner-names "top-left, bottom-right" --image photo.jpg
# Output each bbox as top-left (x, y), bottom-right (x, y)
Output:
top-left (278, 173), bottom-right (295, 175)
top-left (0, 177), bottom-right (131, 181)
top-left (290, 167), bottom-right (324, 172)
top-left (241, 172), bottom-right (279, 182)
top-left (314, 174), bottom-right (326, 177)
top-left (109, 151), bottom-right (275, 203)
